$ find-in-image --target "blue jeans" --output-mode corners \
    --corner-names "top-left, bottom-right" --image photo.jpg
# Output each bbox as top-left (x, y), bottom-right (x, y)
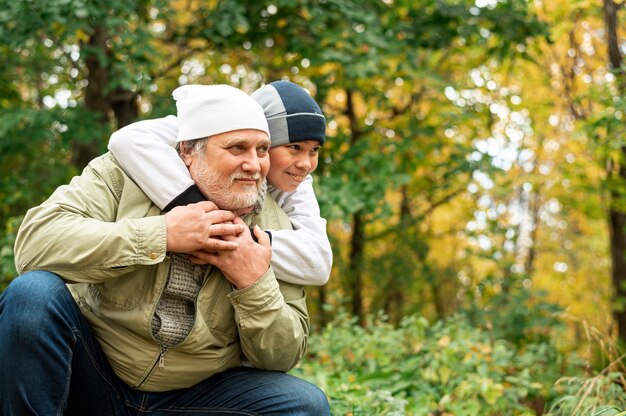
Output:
top-left (0, 271), bottom-right (330, 415)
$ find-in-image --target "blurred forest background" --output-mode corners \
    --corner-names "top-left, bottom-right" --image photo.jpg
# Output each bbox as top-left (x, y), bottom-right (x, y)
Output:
top-left (1, 0), bottom-right (626, 414)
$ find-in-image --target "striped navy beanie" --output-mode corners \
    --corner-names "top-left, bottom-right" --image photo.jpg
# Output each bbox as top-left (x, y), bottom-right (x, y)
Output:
top-left (251, 80), bottom-right (326, 148)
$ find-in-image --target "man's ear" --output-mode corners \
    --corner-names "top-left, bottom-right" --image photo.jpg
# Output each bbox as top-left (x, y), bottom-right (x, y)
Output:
top-left (179, 141), bottom-right (193, 167)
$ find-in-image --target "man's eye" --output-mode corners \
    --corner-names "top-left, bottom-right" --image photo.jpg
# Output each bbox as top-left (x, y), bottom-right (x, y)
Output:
top-left (230, 145), bottom-right (244, 151)
top-left (258, 145), bottom-right (269, 154)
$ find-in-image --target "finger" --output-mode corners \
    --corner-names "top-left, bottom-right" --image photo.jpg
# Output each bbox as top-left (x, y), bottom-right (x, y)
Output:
top-left (192, 200), bottom-right (219, 212)
top-left (218, 217), bottom-right (250, 242)
top-left (232, 217), bottom-right (247, 226)
top-left (187, 253), bottom-right (211, 265)
top-left (203, 237), bottom-right (238, 251)
top-left (209, 223), bottom-right (245, 237)
top-left (188, 250), bottom-right (219, 265)
top-left (206, 209), bottom-right (237, 224)
top-left (253, 225), bottom-right (271, 248)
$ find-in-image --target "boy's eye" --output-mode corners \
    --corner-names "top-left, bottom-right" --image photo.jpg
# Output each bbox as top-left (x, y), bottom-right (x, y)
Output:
top-left (288, 144), bottom-right (301, 151)
top-left (311, 147), bottom-right (321, 154)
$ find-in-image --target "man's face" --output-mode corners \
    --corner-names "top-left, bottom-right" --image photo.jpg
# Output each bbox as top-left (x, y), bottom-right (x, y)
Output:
top-left (182, 129), bottom-right (270, 214)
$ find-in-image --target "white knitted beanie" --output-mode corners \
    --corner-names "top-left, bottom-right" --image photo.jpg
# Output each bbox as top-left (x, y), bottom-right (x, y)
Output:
top-left (173, 84), bottom-right (269, 142)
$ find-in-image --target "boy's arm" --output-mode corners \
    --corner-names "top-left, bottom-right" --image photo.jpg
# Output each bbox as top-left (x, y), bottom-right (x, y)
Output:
top-left (268, 175), bottom-right (332, 286)
top-left (108, 115), bottom-right (204, 211)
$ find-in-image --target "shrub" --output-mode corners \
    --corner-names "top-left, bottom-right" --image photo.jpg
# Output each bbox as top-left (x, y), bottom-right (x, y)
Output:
top-left (545, 372), bottom-right (626, 416)
top-left (293, 310), bottom-right (564, 415)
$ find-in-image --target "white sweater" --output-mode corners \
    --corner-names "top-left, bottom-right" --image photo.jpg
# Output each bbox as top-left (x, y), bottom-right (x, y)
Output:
top-left (108, 115), bottom-right (331, 286)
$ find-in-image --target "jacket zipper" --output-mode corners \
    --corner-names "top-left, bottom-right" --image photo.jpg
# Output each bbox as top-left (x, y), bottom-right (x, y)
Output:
top-left (158, 346), bottom-right (168, 368)
top-left (137, 264), bottom-right (214, 388)
top-left (135, 346), bottom-right (168, 388)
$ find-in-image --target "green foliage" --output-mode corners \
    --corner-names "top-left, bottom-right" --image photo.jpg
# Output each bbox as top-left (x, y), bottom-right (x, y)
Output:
top-left (546, 373), bottom-right (626, 416)
top-left (294, 309), bottom-right (566, 415)
top-left (465, 279), bottom-right (565, 346)
top-left (0, 216), bottom-right (20, 291)
top-left (0, 104), bottom-right (108, 289)
top-left (0, 106), bottom-right (106, 217)
top-left (0, 108), bottom-right (74, 219)
top-left (295, 306), bottom-right (626, 415)
top-left (318, 137), bottom-right (408, 221)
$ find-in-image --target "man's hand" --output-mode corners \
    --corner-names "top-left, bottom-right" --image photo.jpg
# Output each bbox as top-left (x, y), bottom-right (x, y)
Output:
top-left (188, 218), bottom-right (271, 289)
top-left (165, 201), bottom-right (245, 253)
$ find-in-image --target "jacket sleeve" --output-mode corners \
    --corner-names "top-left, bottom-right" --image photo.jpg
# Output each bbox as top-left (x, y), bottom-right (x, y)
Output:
top-left (14, 153), bottom-right (167, 283)
top-left (108, 115), bottom-right (202, 211)
top-left (267, 175), bottom-right (332, 286)
top-left (228, 269), bottom-right (309, 372)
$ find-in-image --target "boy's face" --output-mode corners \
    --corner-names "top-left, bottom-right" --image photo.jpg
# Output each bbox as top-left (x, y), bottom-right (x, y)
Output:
top-left (182, 129), bottom-right (270, 214)
top-left (266, 139), bottom-right (321, 192)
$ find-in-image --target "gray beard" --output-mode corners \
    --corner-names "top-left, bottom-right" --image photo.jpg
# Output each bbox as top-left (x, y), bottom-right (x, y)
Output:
top-left (240, 180), bottom-right (267, 225)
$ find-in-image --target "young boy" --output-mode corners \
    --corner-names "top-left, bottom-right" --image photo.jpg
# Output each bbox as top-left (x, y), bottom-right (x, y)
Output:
top-left (109, 81), bottom-right (331, 286)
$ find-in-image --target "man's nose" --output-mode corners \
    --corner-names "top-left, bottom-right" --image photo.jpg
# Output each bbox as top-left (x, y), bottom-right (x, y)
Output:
top-left (241, 150), bottom-right (261, 172)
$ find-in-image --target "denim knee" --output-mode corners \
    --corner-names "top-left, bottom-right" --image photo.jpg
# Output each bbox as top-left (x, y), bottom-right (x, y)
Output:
top-left (292, 379), bottom-right (331, 415)
top-left (2, 271), bottom-right (67, 305)
top-left (0, 271), bottom-right (69, 338)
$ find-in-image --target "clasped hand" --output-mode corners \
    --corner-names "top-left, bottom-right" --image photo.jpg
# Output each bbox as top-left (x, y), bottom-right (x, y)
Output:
top-left (164, 201), bottom-right (271, 289)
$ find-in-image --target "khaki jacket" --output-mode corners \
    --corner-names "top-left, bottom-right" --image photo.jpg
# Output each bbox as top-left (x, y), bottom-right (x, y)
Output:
top-left (14, 153), bottom-right (309, 392)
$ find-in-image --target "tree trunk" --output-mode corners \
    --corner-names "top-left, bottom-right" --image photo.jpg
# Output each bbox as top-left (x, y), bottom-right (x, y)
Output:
top-left (348, 211), bottom-right (365, 322)
top-left (315, 285), bottom-right (328, 328)
top-left (609, 206), bottom-right (626, 340)
top-left (381, 185), bottom-right (411, 322)
top-left (524, 192), bottom-right (539, 276)
top-left (75, 25), bottom-right (111, 170)
top-left (111, 88), bottom-right (139, 129)
top-left (342, 88), bottom-right (367, 323)
top-left (76, 25), bottom-right (140, 169)
top-left (602, 0), bottom-right (626, 342)
top-left (383, 291), bottom-right (404, 324)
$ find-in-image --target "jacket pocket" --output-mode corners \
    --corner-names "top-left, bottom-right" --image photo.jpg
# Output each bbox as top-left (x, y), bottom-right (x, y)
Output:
top-left (198, 275), bottom-right (238, 346)
top-left (88, 268), bottom-right (153, 310)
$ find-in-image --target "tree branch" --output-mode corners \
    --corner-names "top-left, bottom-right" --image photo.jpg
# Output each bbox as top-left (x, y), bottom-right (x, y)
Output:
top-left (367, 186), bottom-right (466, 242)
top-left (149, 45), bottom-right (210, 82)
top-left (381, 86), bottom-right (427, 122)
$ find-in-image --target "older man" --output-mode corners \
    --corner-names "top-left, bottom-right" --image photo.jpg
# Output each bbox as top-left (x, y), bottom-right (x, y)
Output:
top-left (0, 85), bottom-right (330, 415)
